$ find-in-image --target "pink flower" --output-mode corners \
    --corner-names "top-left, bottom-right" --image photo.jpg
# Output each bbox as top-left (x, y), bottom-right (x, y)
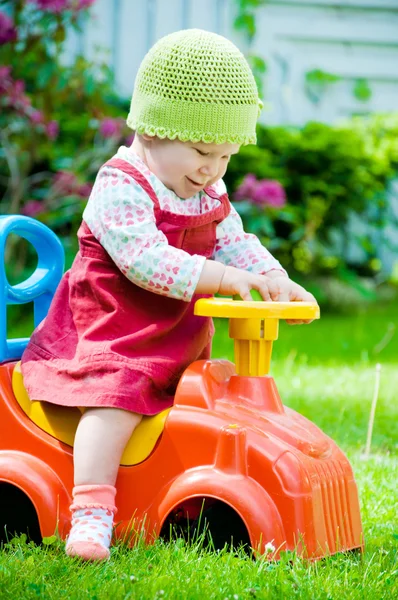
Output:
top-left (53, 171), bottom-right (78, 194)
top-left (7, 79), bottom-right (30, 109)
top-left (252, 180), bottom-right (286, 208)
top-left (77, 182), bottom-right (93, 197)
top-left (0, 12), bottom-right (17, 45)
top-left (0, 65), bottom-right (12, 93)
top-left (0, 70), bottom-right (59, 138)
top-left (13, 80), bottom-right (25, 96)
top-left (29, 0), bottom-right (69, 12)
top-left (30, 110), bottom-right (44, 124)
top-left (75, 0), bottom-right (96, 8)
top-left (125, 133), bottom-right (135, 147)
top-left (23, 200), bottom-right (43, 217)
top-left (46, 120), bottom-right (59, 140)
top-left (99, 117), bottom-right (124, 139)
top-left (52, 172), bottom-right (92, 197)
top-left (2, 77), bottom-right (32, 111)
top-left (0, 65), bottom-right (11, 79)
top-left (234, 174), bottom-right (286, 208)
top-left (29, 0), bottom-right (95, 10)
top-left (234, 174), bottom-right (258, 202)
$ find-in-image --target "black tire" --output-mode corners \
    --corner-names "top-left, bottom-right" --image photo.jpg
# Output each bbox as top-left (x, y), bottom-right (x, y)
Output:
top-left (0, 483), bottom-right (42, 545)
top-left (160, 498), bottom-right (251, 554)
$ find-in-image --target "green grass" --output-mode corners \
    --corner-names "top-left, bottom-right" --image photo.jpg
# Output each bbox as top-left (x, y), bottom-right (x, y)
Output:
top-left (1, 304), bottom-right (397, 599)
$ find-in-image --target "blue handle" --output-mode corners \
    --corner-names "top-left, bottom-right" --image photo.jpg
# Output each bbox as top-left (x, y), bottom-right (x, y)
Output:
top-left (0, 215), bottom-right (65, 362)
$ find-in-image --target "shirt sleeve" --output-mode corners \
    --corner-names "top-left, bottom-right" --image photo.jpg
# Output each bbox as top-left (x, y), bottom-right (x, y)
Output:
top-left (213, 181), bottom-right (287, 276)
top-left (83, 166), bottom-right (206, 302)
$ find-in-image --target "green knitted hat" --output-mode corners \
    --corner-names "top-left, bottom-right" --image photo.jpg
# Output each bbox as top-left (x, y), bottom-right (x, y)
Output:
top-left (127, 29), bottom-right (261, 145)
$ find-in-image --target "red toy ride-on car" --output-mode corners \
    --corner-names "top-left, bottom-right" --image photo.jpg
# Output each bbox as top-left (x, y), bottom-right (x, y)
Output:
top-left (0, 215), bottom-right (364, 558)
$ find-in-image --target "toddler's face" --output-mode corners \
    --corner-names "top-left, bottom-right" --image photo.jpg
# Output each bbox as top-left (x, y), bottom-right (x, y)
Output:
top-left (141, 137), bottom-right (240, 199)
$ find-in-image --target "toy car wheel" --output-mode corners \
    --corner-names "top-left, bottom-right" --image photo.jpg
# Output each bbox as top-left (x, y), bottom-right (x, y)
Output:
top-left (0, 482), bottom-right (41, 545)
top-left (160, 498), bottom-right (251, 553)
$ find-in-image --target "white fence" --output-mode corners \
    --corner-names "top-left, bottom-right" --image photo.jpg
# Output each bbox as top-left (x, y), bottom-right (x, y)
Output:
top-left (65, 0), bottom-right (398, 271)
top-left (67, 0), bottom-right (398, 126)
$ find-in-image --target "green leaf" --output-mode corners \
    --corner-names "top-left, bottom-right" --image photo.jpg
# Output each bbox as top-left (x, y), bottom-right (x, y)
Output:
top-left (56, 71), bottom-right (69, 91)
top-left (232, 200), bottom-right (254, 216)
top-left (37, 63), bottom-right (55, 88)
top-left (248, 54), bottom-right (267, 74)
top-left (289, 227), bottom-right (306, 243)
top-left (42, 535), bottom-right (57, 545)
top-left (257, 213), bottom-right (275, 236)
top-left (353, 78), bottom-right (372, 102)
top-left (237, 0), bottom-right (266, 8)
top-left (83, 73), bottom-right (96, 96)
top-left (233, 13), bottom-right (256, 39)
top-left (305, 69), bottom-right (341, 85)
top-left (337, 267), bottom-right (377, 300)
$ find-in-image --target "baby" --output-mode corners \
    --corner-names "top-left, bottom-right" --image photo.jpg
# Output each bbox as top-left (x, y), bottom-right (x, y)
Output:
top-left (21, 29), bottom-right (316, 561)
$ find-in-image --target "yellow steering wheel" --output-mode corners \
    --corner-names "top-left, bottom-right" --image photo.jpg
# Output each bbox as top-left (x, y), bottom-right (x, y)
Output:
top-left (194, 295), bottom-right (320, 376)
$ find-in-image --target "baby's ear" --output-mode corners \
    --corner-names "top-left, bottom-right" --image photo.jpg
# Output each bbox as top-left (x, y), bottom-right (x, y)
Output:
top-left (141, 133), bottom-right (155, 142)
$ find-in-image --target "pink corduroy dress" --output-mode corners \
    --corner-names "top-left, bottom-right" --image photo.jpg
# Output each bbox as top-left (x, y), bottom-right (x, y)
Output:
top-left (21, 158), bottom-right (230, 415)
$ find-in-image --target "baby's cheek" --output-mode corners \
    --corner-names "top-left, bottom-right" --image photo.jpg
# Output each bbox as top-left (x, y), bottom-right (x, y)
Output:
top-left (218, 164), bottom-right (229, 181)
top-left (207, 168), bottom-right (224, 188)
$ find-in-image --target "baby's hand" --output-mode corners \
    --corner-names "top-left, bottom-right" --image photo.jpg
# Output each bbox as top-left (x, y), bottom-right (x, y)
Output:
top-left (219, 266), bottom-right (279, 301)
top-left (270, 276), bottom-right (318, 324)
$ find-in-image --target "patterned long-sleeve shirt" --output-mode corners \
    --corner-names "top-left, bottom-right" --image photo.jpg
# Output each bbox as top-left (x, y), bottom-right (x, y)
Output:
top-left (83, 145), bottom-right (286, 301)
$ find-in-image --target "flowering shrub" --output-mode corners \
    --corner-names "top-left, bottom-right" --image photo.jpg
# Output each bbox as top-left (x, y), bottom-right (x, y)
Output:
top-left (226, 116), bottom-right (398, 279)
top-left (1, 65), bottom-right (59, 140)
top-left (2, 0), bottom-right (397, 294)
top-left (0, 0), bottom-right (130, 269)
top-left (28, 0), bottom-right (96, 13)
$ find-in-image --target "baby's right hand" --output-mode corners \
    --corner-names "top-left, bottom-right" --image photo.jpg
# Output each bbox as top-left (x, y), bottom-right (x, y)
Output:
top-left (218, 266), bottom-right (279, 301)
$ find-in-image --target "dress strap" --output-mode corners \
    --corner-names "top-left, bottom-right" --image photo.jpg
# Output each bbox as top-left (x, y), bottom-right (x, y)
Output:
top-left (203, 186), bottom-right (219, 200)
top-left (103, 158), bottom-right (161, 212)
top-left (102, 158), bottom-right (230, 225)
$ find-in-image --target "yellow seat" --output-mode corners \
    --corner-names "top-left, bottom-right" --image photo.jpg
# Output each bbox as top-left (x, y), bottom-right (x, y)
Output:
top-left (11, 362), bottom-right (170, 466)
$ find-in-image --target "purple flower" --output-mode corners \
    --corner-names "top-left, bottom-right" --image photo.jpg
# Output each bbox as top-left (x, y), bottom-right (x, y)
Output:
top-left (23, 200), bottom-right (43, 217)
top-left (0, 12), bottom-right (17, 45)
top-left (29, 0), bottom-right (96, 10)
top-left (30, 109), bottom-right (44, 124)
top-left (7, 79), bottom-right (28, 106)
top-left (99, 117), bottom-right (123, 139)
top-left (75, 0), bottom-right (96, 8)
top-left (53, 171), bottom-right (77, 194)
top-left (252, 180), bottom-right (286, 208)
top-left (52, 171), bottom-right (91, 198)
top-left (46, 120), bottom-right (59, 140)
top-left (0, 65), bottom-right (11, 79)
top-left (125, 133), bottom-right (135, 147)
top-left (234, 174), bottom-right (258, 202)
top-left (29, 0), bottom-right (69, 12)
top-left (234, 173), bottom-right (286, 208)
top-left (0, 70), bottom-right (59, 136)
top-left (5, 78), bottom-right (32, 111)
top-left (0, 66), bottom-right (12, 93)
top-left (77, 182), bottom-right (93, 197)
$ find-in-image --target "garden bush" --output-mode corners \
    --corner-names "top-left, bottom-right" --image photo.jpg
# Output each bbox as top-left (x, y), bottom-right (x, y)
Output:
top-left (225, 116), bottom-right (398, 282)
top-left (0, 0), bottom-right (130, 271)
top-left (1, 0), bottom-right (398, 301)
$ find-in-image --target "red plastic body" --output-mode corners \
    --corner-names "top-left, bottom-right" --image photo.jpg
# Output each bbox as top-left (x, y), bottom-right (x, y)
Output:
top-left (0, 358), bottom-right (364, 558)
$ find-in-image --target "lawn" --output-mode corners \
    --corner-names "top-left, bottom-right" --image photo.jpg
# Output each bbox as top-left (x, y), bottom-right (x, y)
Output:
top-left (0, 303), bottom-right (397, 599)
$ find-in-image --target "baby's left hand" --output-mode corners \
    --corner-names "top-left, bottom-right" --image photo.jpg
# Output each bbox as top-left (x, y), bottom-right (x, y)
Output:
top-left (270, 276), bottom-right (318, 325)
